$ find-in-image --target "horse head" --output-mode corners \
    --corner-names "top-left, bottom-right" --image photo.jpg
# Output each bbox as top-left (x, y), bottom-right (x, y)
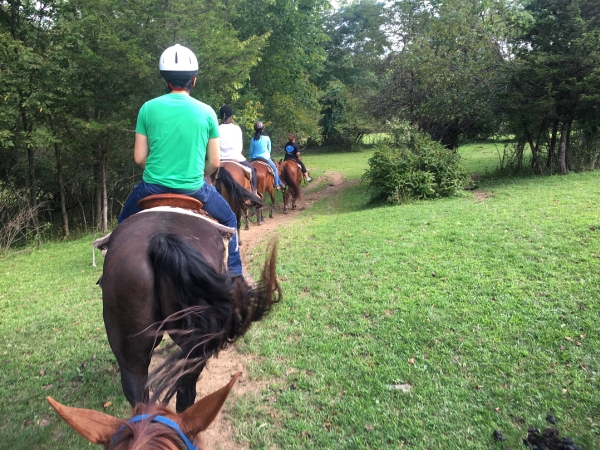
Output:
top-left (47, 373), bottom-right (240, 449)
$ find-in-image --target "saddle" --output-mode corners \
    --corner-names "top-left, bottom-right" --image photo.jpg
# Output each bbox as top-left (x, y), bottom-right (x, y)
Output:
top-left (92, 194), bottom-right (235, 267)
top-left (221, 160), bottom-right (252, 180)
top-left (252, 158), bottom-right (275, 177)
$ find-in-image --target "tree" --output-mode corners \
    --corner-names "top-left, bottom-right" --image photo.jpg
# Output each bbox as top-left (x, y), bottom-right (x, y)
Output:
top-left (374, 0), bottom-right (512, 148)
top-left (501, 0), bottom-right (600, 174)
top-left (319, 0), bottom-right (389, 145)
top-left (232, 0), bottom-right (329, 147)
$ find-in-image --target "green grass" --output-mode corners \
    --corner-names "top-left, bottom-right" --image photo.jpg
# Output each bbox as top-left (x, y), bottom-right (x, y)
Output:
top-left (235, 159), bottom-right (600, 448)
top-left (1, 144), bottom-right (599, 449)
top-left (0, 240), bottom-right (130, 448)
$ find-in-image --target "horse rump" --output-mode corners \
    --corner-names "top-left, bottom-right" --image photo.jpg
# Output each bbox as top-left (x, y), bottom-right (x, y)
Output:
top-left (280, 162), bottom-right (301, 200)
top-left (216, 167), bottom-right (263, 209)
top-left (146, 233), bottom-right (281, 402)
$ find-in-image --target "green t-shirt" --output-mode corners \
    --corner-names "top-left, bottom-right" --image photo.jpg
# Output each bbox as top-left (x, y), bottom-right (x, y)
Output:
top-left (136, 93), bottom-right (220, 191)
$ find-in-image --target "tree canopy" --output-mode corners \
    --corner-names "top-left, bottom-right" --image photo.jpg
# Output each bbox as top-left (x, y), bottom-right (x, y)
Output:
top-left (1, 0), bottom-right (599, 247)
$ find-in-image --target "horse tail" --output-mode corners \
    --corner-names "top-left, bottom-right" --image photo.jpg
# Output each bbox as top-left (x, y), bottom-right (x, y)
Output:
top-left (146, 233), bottom-right (280, 402)
top-left (216, 167), bottom-right (263, 209)
top-left (281, 163), bottom-right (301, 200)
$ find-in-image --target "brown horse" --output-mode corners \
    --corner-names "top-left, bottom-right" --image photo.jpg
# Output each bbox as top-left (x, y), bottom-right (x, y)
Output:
top-left (250, 161), bottom-right (275, 223)
top-left (101, 210), bottom-right (280, 413)
top-left (212, 162), bottom-right (261, 243)
top-left (47, 373), bottom-right (240, 449)
top-left (278, 159), bottom-right (302, 214)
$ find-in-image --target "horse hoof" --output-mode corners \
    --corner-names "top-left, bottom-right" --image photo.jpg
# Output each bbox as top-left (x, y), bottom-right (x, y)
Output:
top-left (283, 210), bottom-right (288, 214)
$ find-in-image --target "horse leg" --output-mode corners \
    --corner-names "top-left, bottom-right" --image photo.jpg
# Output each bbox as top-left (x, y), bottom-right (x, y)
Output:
top-left (283, 188), bottom-right (289, 214)
top-left (104, 314), bottom-right (160, 406)
top-left (243, 207), bottom-right (250, 231)
top-left (268, 187), bottom-right (275, 219)
top-left (175, 364), bottom-right (204, 413)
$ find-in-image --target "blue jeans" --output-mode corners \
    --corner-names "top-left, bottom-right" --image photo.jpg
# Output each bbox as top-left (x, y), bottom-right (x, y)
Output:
top-left (118, 181), bottom-right (242, 276)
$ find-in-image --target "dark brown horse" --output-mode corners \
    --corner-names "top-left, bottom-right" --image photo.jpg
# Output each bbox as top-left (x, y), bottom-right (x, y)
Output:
top-left (212, 162), bottom-right (261, 242)
top-left (278, 159), bottom-right (302, 214)
top-left (47, 373), bottom-right (240, 449)
top-left (101, 210), bottom-right (280, 413)
top-left (250, 161), bottom-right (275, 223)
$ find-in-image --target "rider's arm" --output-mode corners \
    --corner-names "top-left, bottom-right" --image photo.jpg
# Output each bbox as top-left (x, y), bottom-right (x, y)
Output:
top-left (205, 137), bottom-right (220, 177)
top-left (133, 133), bottom-right (149, 169)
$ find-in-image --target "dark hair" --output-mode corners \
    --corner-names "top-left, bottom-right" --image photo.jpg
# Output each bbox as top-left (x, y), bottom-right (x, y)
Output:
top-left (219, 105), bottom-right (234, 122)
top-left (253, 121), bottom-right (264, 140)
top-left (166, 78), bottom-right (195, 92)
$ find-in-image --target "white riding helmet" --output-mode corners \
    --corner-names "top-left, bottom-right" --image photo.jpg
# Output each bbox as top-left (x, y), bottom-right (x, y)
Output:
top-left (159, 44), bottom-right (198, 80)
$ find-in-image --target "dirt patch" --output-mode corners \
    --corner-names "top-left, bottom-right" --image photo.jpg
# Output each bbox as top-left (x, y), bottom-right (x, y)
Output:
top-left (472, 189), bottom-right (493, 202)
top-left (156, 171), bottom-right (354, 450)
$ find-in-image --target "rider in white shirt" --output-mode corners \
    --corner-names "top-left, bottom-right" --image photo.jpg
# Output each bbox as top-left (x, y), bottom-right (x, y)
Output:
top-left (218, 105), bottom-right (257, 194)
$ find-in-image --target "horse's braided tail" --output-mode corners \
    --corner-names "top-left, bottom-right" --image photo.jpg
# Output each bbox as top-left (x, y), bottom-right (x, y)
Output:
top-left (145, 233), bottom-right (280, 403)
top-left (282, 163), bottom-right (301, 200)
top-left (217, 167), bottom-right (263, 209)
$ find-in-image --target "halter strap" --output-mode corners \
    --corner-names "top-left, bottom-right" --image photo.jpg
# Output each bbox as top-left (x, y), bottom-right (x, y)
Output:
top-left (113, 414), bottom-right (198, 450)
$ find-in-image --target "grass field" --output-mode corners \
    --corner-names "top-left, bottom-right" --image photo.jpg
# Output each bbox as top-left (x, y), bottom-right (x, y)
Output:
top-left (0, 143), bottom-right (599, 448)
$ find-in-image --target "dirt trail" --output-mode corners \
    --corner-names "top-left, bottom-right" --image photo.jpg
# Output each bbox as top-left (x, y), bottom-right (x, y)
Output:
top-left (189, 171), bottom-right (354, 450)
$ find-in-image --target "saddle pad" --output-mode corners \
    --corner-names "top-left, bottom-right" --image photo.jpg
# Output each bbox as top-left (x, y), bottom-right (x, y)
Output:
top-left (221, 160), bottom-right (252, 179)
top-left (253, 159), bottom-right (275, 176)
top-left (92, 208), bottom-right (236, 267)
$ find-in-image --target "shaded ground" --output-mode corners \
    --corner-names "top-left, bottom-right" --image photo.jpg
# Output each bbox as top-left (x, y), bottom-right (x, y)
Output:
top-left (158, 171), bottom-right (354, 450)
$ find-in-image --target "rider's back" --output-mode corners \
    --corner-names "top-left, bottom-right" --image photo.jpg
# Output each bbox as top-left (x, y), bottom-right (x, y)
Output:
top-left (138, 94), bottom-right (219, 191)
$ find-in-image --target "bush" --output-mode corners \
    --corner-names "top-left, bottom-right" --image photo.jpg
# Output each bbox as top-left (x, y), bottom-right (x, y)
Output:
top-left (363, 121), bottom-right (471, 203)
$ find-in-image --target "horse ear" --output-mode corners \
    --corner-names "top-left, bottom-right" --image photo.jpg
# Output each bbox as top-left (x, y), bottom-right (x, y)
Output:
top-left (46, 396), bottom-right (124, 445)
top-left (178, 372), bottom-right (240, 435)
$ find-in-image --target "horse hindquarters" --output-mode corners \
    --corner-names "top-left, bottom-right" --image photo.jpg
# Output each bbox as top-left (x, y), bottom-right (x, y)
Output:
top-left (280, 161), bottom-right (301, 213)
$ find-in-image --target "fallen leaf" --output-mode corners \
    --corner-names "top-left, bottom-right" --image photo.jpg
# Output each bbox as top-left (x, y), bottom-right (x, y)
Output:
top-left (562, 388), bottom-right (567, 394)
top-left (565, 336), bottom-right (573, 341)
top-left (23, 419), bottom-right (32, 427)
top-left (103, 401), bottom-right (112, 409)
top-left (408, 358), bottom-right (415, 365)
top-left (365, 424), bottom-right (375, 432)
top-left (386, 382), bottom-right (412, 393)
top-left (576, 341), bottom-right (582, 346)
top-left (475, 385), bottom-right (483, 390)
top-left (494, 407), bottom-right (500, 412)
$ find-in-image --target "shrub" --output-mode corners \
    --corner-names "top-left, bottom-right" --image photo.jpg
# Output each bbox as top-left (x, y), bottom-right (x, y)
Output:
top-left (363, 121), bottom-right (471, 203)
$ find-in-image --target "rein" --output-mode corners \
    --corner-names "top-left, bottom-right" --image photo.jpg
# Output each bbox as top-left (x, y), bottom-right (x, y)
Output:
top-left (112, 414), bottom-right (198, 450)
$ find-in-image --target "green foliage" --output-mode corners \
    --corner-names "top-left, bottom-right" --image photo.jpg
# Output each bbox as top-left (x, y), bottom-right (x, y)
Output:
top-left (363, 122), bottom-right (471, 203)
top-left (376, 0), bottom-right (514, 147)
top-left (231, 0), bottom-right (329, 146)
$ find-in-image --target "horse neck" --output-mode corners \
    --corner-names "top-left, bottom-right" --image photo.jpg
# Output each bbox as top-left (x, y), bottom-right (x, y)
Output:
top-left (108, 404), bottom-right (191, 450)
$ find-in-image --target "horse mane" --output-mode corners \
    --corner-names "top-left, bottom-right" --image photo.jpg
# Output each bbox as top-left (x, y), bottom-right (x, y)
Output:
top-left (108, 404), bottom-right (187, 450)
top-left (145, 236), bottom-right (281, 404)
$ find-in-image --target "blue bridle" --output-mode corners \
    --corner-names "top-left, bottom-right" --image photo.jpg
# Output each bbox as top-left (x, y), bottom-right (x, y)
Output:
top-left (113, 414), bottom-right (198, 450)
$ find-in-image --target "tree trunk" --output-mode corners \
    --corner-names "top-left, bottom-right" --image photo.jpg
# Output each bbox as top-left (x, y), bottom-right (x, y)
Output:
top-left (27, 146), bottom-right (41, 246)
top-left (54, 142), bottom-right (69, 238)
top-left (101, 148), bottom-right (108, 232)
top-left (558, 120), bottom-right (569, 175)
top-left (524, 125), bottom-right (542, 174)
top-left (547, 119), bottom-right (559, 171)
top-left (565, 119), bottom-right (573, 171)
top-left (94, 161), bottom-right (102, 230)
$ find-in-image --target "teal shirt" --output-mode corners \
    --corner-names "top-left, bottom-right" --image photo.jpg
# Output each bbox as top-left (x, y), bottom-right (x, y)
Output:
top-left (249, 135), bottom-right (272, 160)
top-left (136, 94), bottom-right (219, 191)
